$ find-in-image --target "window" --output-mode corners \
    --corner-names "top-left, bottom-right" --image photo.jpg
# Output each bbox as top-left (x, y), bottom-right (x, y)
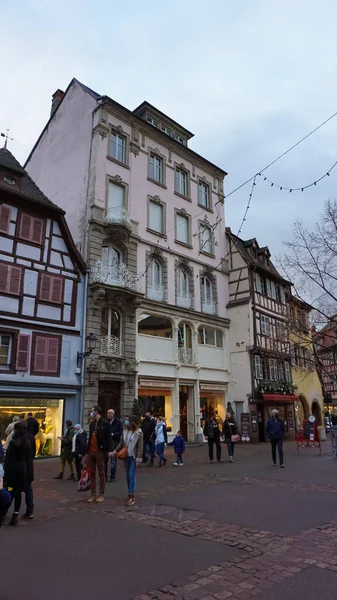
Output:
top-left (0, 262), bottom-right (22, 296)
top-left (270, 281), bottom-right (277, 300)
top-left (149, 153), bottom-right (164, 184)
top-left (173, 133), bottom-right (184, 144)
top-left (4, 176), bottom-right (16, 186)
top-left (176, 212), bottom-right (190, 245)
top-left (0, 333), bottom-right (12, 369)
top-left (269, 358), bottom-right (279, 381)
top-left (198, 326), bottom-right (223, 347)
top-left (178, 269), bottom-right (189, 296)
top-left (109, 132), bottom-right (126, 163)
top-left (162, 125), bottom-right (172, 136)
top-left (32, 334), bottom-right (61, 375)
top-left (200, 224), bottom-right (213, 254)
top-left (261, 315), bottom-right (270, 336)
top-left (293, 344), bottom-right (300, 367)
top-left (18, 213), bottom-right (44, 245)
top-left (276, 321), bottom-right (285, 339)
top-left (147, 259), bottom-right (164, 302)
top-left (101, 308), bottom-right (122, 356)
top-left (147, 116), bottom-right (158, 127)
top-left (39, 274), bottom-right (64, 304)
top-left (255, 274), bottom-right (264, 294)
top-left (254, 355), bottom-right (263, 379)
top-left (148, 199), bottom-right (164, 234)
top-left (138, 314), bottom-right (172, 338)
top-left (266, 279), bottom-right (272, 298)
top-left (101, 246), bottom-right (121, 267)
top-left (0, 204), bottom-right (10, 234)
top-left (175, 167), bottom-right (188, 196)
top-left (201, 276), bottom-right (214, 310)
top-left (284, 361), bottom-right (291, 382)
top-left (301, 348), bottom-right (307, 369)
top-left (198, 182), bottom-right (210, 208)
top-left (16, 334), bottom-right (30, 371)
top-left (108, 181), bottom-right (125, 210)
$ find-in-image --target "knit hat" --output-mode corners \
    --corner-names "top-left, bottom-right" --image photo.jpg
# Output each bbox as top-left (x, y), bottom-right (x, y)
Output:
top-left (74, 424), bottom-right (81, 430)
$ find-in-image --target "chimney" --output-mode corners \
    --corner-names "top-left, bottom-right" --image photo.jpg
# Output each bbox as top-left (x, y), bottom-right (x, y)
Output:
top-left (51, 89), bottom-right (64, 117)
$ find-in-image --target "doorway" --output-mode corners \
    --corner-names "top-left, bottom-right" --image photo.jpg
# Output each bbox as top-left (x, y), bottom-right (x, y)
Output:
top-left (312, 400), bottom-right (322, 425)
top-left (179, 385), bottom-right (194, 441)
top-left (98, 381), bottom-right (121, 418)
top-left (257, 405), bottom-right (265, 442)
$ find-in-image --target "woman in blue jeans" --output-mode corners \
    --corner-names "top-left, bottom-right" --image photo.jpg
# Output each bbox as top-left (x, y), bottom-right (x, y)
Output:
top-left (155, 417), bottom-right (168, 467)
top-left (112, 415), bottom-right (143, 506)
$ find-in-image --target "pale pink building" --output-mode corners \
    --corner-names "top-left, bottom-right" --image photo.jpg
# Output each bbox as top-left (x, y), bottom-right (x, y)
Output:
top-left (26, 78), bottom-right (230, 440)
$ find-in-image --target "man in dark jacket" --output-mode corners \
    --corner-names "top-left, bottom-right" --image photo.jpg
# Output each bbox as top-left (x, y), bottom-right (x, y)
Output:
top-left (54, 420), bottom-right (75, 480)
top-left (266, 409), bottom-right (285, 468)
top-left (203, 412), bottom-right (223, 463)
top-left (142, 412), bottom-right (156, 466)
top-left (23, 431), bottom-right (36, 519)
top-left (86, 405), bottom-right (111, 503)
top-left (26, 413), bottom-right (40, 437)
top-left (105, 409), bottom-right (122, 482)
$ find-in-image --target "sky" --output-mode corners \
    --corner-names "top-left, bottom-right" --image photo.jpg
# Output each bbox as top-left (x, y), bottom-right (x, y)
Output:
top-left (1, 0), bottom-right (337, 258)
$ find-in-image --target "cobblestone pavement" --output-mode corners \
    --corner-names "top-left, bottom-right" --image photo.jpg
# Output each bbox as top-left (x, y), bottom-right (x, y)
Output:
top-left (2, 441), bottom-right (337, 599)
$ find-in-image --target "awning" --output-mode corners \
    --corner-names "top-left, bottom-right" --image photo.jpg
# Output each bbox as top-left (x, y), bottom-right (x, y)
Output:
top-left (262, 394), bottom-right (298, 403)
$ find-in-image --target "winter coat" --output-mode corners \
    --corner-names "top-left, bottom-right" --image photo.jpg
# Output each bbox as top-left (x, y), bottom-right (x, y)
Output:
top-left (60, 426), bottom-right (75, 462)
top-left (72, 430), bottom-right (87, 457)
top-left (87, 418), bottom-right (112, 454)
top-left (26, 416), bottom-right (40, 437)
top-left (222, 420), bottom-right (238, 440)
top-left (115, 428), bottom-right (143, 461)
top-left (142, 417), bottom-right (156, 443)
top-left (0, 439), bottom-right (4, 462)
top-left (203, 418), bottom-right (221, 440)
top-left (155, 422), bottom-right (168, 445)
top-left (266, 418), bottom-right (285, 440)
top-left (107, 417), bottom-right (123, 450)
top-left (169, 435), bottom-right (185, 454)
top-left (4, 433), bottom-right (35, 491)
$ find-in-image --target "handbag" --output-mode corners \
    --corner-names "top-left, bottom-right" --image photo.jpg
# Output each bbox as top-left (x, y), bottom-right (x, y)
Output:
top-left (117, 446), bottom-right (128, 460)
top-left (231, 434), bottom-right (240, 443)
top-left (77, 467), bottom-right (90, 492)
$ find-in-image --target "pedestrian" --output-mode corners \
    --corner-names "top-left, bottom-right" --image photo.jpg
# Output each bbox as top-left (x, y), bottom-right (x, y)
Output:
top-left (266, 409), bottom-right (285, 468)
top-left (203, 412), bottom-right (223, 463)
top-left (54, 420), bottom-right (75, 480)
top-left (5, 415), bottom-right (20, 450)
top-left (4, 422), bottom-right (35, 526)
top-left (26, 412), bottom-right (40, 437)
top-left (155, 416), bottom-right (167, 467)
top-left (0, 438), bottom-right (4, 463)
top-left (0, 463), bottom-right (12, 527)
top-left (168, 430), bottom-right (185, 466)
top-left (112, 415), bottom-right (143, 506)
top-left (86, 405), bottom-right (111, 504)
top-left (105, 409), bottom-right (123, 482)
top-left (141, 411), bottom-right (156, 466)
top-left (222, 413), bottom-right (239, 463)
top-left (72, 424), bottom-right (87, 481)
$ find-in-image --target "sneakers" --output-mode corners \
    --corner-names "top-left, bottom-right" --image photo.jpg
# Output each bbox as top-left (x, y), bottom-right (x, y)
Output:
top-left (66, 473), bottom-right (75, 481)
top-left (179, 463), bottom-right (184, 467)
top-left (126, 495), bottom-right (135, 506)
top-left (87, 495), bottom-right (96, 504)
top-left (173, 462), bottom-right (178, 467)
top-left (96, 495), bottom-right (104, 503)
top-left (22, 512), bottom-right (34, 519)
top-left (109, 477), bottom-right (116, 482)
top-left (281, 464), bottom-right (285, 468)
top-left (54, 472), bottom-right (63, 480)
top-left (229, 457), bottom-right (233, 463)
top-left (217, 459), bottom-right (224, 463)
top-left (273, 463), bottom-right (277, 466)
top-left (9, 513), bottom-right (18, 526)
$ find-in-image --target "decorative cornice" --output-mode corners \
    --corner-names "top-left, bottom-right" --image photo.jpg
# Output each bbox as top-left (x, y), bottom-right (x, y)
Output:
top-left (109, 174), bottom-right (123, 185)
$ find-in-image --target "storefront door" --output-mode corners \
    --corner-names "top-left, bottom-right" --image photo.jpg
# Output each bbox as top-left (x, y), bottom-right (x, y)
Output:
top-left (98, 381), bottom-right (121, 418)
top-left (179, 386), bottom-right (188, 440)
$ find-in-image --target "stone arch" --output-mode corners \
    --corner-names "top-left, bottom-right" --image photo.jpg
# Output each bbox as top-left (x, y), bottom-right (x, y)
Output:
top-left (312, 399), bottom-right (322, 426)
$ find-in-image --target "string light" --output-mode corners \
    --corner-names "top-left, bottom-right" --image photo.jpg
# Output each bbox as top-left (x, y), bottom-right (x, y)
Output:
top-left (259, 159), bottom-right (337, 193)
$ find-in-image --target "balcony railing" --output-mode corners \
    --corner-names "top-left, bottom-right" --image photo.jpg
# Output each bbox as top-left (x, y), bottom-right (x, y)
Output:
top-left (104, 207), bottom-right (131, 229)
top-left (178, 347), bottom-right (194, 364)
top-left (90, 261), bottom-right (142, 293)
top-left (202, 300), bottom-right (217, 315)
top-left (100, 335), bottom-right (124, 357)
top-left (176, 292), bottom-right (194, 310)
top-left (147, 283), bottom-right (167, 302)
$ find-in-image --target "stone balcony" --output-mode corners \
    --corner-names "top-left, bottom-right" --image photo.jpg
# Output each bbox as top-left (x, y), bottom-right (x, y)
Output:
top-left (100, 335), bottom-right (124, 357)
top-left (147, 283), bottom-right (167, 303)
top-left (104, 207), bottom-right (132, 232)
top-left (176, 292), bottom-right (194, 310)
top-left (178, 347), bottom-right (195, 364)
top-left (90, 261), bottom-right (142, 294)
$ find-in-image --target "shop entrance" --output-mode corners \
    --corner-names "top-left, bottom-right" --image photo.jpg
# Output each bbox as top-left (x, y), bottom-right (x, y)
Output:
top-left (257, 405), bottom-right (265, 442)
top-left (98, 381), bottom-right (121, 418)
top-left (179, 385), bottom-right (194, 441)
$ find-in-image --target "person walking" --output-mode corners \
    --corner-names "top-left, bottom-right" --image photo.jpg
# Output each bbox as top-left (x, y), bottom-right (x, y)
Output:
top-left (5, 415), bottom-right (20, 450)
top-left (141, 411), bottom-right (156, 466)
top-left (26, 413), bottom-right (40, 437)
top-left (203, 412), bottom-right (223, 463)
top-left (222, 413), bottom-right (239, 463)
top-left (169, 430), bottom-right (185, 466)
top-left (86, 405), bottom-right (111, 504)
top-left (155, 416), bottom-right (167, 467)
top-left (4, 422), bottom-right (35, 526)
top-left (54, 420), bottom-right (75, 480)
top-left (0, 463), bottom-right (12, 527)
top-left (112, 415), bottom-right (143, 506)
top-left (72, 424), bottom-right (87, 481)
top-left (266, 409), bottom-right (285, 468)
top-left (105, 409), bottom-right (123, 482)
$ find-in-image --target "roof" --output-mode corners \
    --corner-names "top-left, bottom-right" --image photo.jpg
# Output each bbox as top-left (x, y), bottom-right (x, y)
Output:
top-left (0, 147), bottom-right (64, 213)
top-left (133, 101), bottom-right (194, 138)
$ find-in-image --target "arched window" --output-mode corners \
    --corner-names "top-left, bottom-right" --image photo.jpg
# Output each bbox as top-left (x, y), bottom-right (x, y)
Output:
top-left (101, 308), bottom-right (122, 356)
top-left (178, 322), bottom-right (193, 363)
top-left (201, 276), bottom-right (214, 313)
top-left (138, 314), bottom-right (172, 338)
top-left (177, 269), bottom-right (191, 308)
top-left (147, 259), bottom-right (164, 301)
top-left (198, 326), bottom-right (223, 348)
top-left (101, 246), bottom-right (121, 267)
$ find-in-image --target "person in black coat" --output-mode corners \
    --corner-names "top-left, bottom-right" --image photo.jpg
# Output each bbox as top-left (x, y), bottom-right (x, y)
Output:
top-left (141, 412), bottom-right (156, 465)
top-left (4, 421), bottom-right (35, 526)
top-left (222, 414), bottom-right (239, 462)
top-left (26, 413), bottom-right (40, 437)
top-left (72, 424), bottom-right (88, 481)
top-left (85, 405), bottom-right (112, 503)
top-left (203, 412), bottom-right (223, 463)
top-left (105, 409), bottom-right (122, 482)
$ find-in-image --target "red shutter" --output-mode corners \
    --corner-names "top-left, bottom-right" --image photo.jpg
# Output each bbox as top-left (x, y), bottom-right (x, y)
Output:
top-left (16, 334), bottom-right (30, 371)
top-left (39, 274), bottom-right (63, 303)
top-left (46, 338), bottom-right (59, 373)
top-left (40, 274), bottom-right (52, 301)
top-left (32, 218), bottom-right (43, 244)
top-left (0, 263), bottom-right (9, 292)
top-left (51, 277), bottom-right (63, 303)
top-left (8, 266), bottom-right (22, 295)
top-left (19, 214), bottom-right (32, 240)
top-left (0, 205), bottom-right (10, 234)
top-left (34, 336), bottom-right (47, 372)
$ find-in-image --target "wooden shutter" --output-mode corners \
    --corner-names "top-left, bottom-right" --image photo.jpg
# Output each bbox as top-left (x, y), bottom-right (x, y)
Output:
top-left (32, 218), bottom-right (43, 244)
top-left (0, 263), bottom-right (9, 292)
top-left (0, 205), bottom-right (10, 234)
top-left (51, 277), bottom-right (63, 303)
top-left (39, 274), bottom-right (63, 303)
top-left (16, 334), bottom-right (30, 371)
top-left (19, 213), bottom-right (44, 244)
top-left (34, 336), bottom-right (47, 372)
top-left (8, 266), bottom-right (22, 295)
top-left (46, 338), bottom-right (59, 373)
top-left (19, 214), bottom-right (32, 240)
top-left (40, 274), bottom-right (52, 301)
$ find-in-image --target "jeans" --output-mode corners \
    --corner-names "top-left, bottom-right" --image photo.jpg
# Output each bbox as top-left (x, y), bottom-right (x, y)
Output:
top-left (225, 438), bottom-right (235, 457)
top-left (104, 455), bottom-right (117, 480)
top-left (88, 451), bottom-right (105, 496)
top-left (143, 440), bottom-right (155, 464)
top-left (11, 489), bottom-right (22, 514)
top-left (60, 458), bottom-right (74, 475)
top-left (25, 482), bottom-right (34, 514)
top-left (208, 436), bottom-right (221, 461)
top-left (271, 438), bottom-right (284, 465)
top-left (124, 457), bottom-right (136, 495)
top-left (156, 442), bottom-right (165, 466)
top-left (176, 453), bottom-right (183, 464)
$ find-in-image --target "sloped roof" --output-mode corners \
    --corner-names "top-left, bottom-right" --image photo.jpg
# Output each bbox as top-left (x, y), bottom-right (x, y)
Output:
top-left (0, 147), bottom-right (64, 213)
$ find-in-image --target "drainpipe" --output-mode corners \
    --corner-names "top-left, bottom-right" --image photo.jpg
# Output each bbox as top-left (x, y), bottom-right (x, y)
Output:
top-left (79, 271), bottom-right (88, 423)
top-left (249, 266), bottom-right (258, 439)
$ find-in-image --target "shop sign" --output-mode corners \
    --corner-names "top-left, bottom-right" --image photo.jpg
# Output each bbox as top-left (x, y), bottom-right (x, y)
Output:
top-left (240, 412), bottom-right (250, 442)
top-left (199, 384), bottom-right (227, 392)
top-left (250, 409), bottom-right (258, 433)
top-left (138, 380), bottom-right (174, 389)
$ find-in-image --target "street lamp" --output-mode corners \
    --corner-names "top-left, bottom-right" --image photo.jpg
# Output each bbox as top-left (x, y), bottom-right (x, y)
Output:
top-left (77, 333), bottom-right (97, 368)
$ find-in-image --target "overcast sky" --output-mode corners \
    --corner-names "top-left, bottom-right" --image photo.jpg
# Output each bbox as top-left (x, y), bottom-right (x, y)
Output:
top-left (1, 0), bottom-right (336, 257)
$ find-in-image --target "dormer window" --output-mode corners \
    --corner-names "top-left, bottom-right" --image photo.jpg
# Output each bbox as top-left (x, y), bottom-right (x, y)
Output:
top-left (147, 116), bottom-right (158, 127)
top-left (4, 176), bottom-right (16, 186)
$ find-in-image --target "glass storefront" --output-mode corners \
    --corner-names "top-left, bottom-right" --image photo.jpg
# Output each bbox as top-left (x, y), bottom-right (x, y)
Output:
top-left (0, 398), bottom-right (64, 457)
top-left (138, 388), bottom-right (173, 432)
top-left (200, 391), bottom-right (226, 431)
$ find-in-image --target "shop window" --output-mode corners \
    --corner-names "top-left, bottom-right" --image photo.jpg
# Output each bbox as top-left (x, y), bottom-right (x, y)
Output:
top-left (138, 314), bottom-right (172, 338)
top-left (138, 390), bottom-right (173, 431)
top-left (0, 399), bottom-right (64, 457)
top-left (198, 326), bottom-right (223, 347)
top-left (0, 333), bottom-right (13, 369)
top-left (200, 394), bottom-right (225, 429)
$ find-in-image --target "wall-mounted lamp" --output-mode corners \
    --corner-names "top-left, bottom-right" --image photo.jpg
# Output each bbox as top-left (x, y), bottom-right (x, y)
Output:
top-left (77, 333), bottom-right (97, 368)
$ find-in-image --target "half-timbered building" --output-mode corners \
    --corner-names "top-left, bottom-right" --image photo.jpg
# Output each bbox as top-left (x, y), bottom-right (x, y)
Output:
top-left (0, 147), bottom-right (86, 456)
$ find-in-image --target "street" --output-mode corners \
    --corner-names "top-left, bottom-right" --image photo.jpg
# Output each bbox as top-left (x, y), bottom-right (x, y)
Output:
top-left (1, 441), bottom-right (337, 600)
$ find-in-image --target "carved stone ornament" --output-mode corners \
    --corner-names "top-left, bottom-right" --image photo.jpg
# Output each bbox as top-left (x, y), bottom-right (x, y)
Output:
top-left (154, 147), bottom-right (161, 155)
top-left (130, 142), bottom-right (140, 157)
top-left (110, 174), bottom-right (123, 185)
top-left (152, 246), bottom-right (163, 257)
top-left (92, 288), bottom-right (106, 304)
top-left (178, 208), bottom-right (187, 217)
top-left (105, 359), bottom-right (118, 372)
top-left (179, 163), bottom-right (185, 170)
top-left (88, 358), bottom-right (100, 371)
top-left (152, 195), bottom-right (161, 204)
top-left (179, 257), bottom-right (189, 267)
top-left (105, 226), bottom-right (129, 242)
top-left (200, 175), bottom-right (207, 183)
top-left (116, 125), bottom-right (124, 134)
